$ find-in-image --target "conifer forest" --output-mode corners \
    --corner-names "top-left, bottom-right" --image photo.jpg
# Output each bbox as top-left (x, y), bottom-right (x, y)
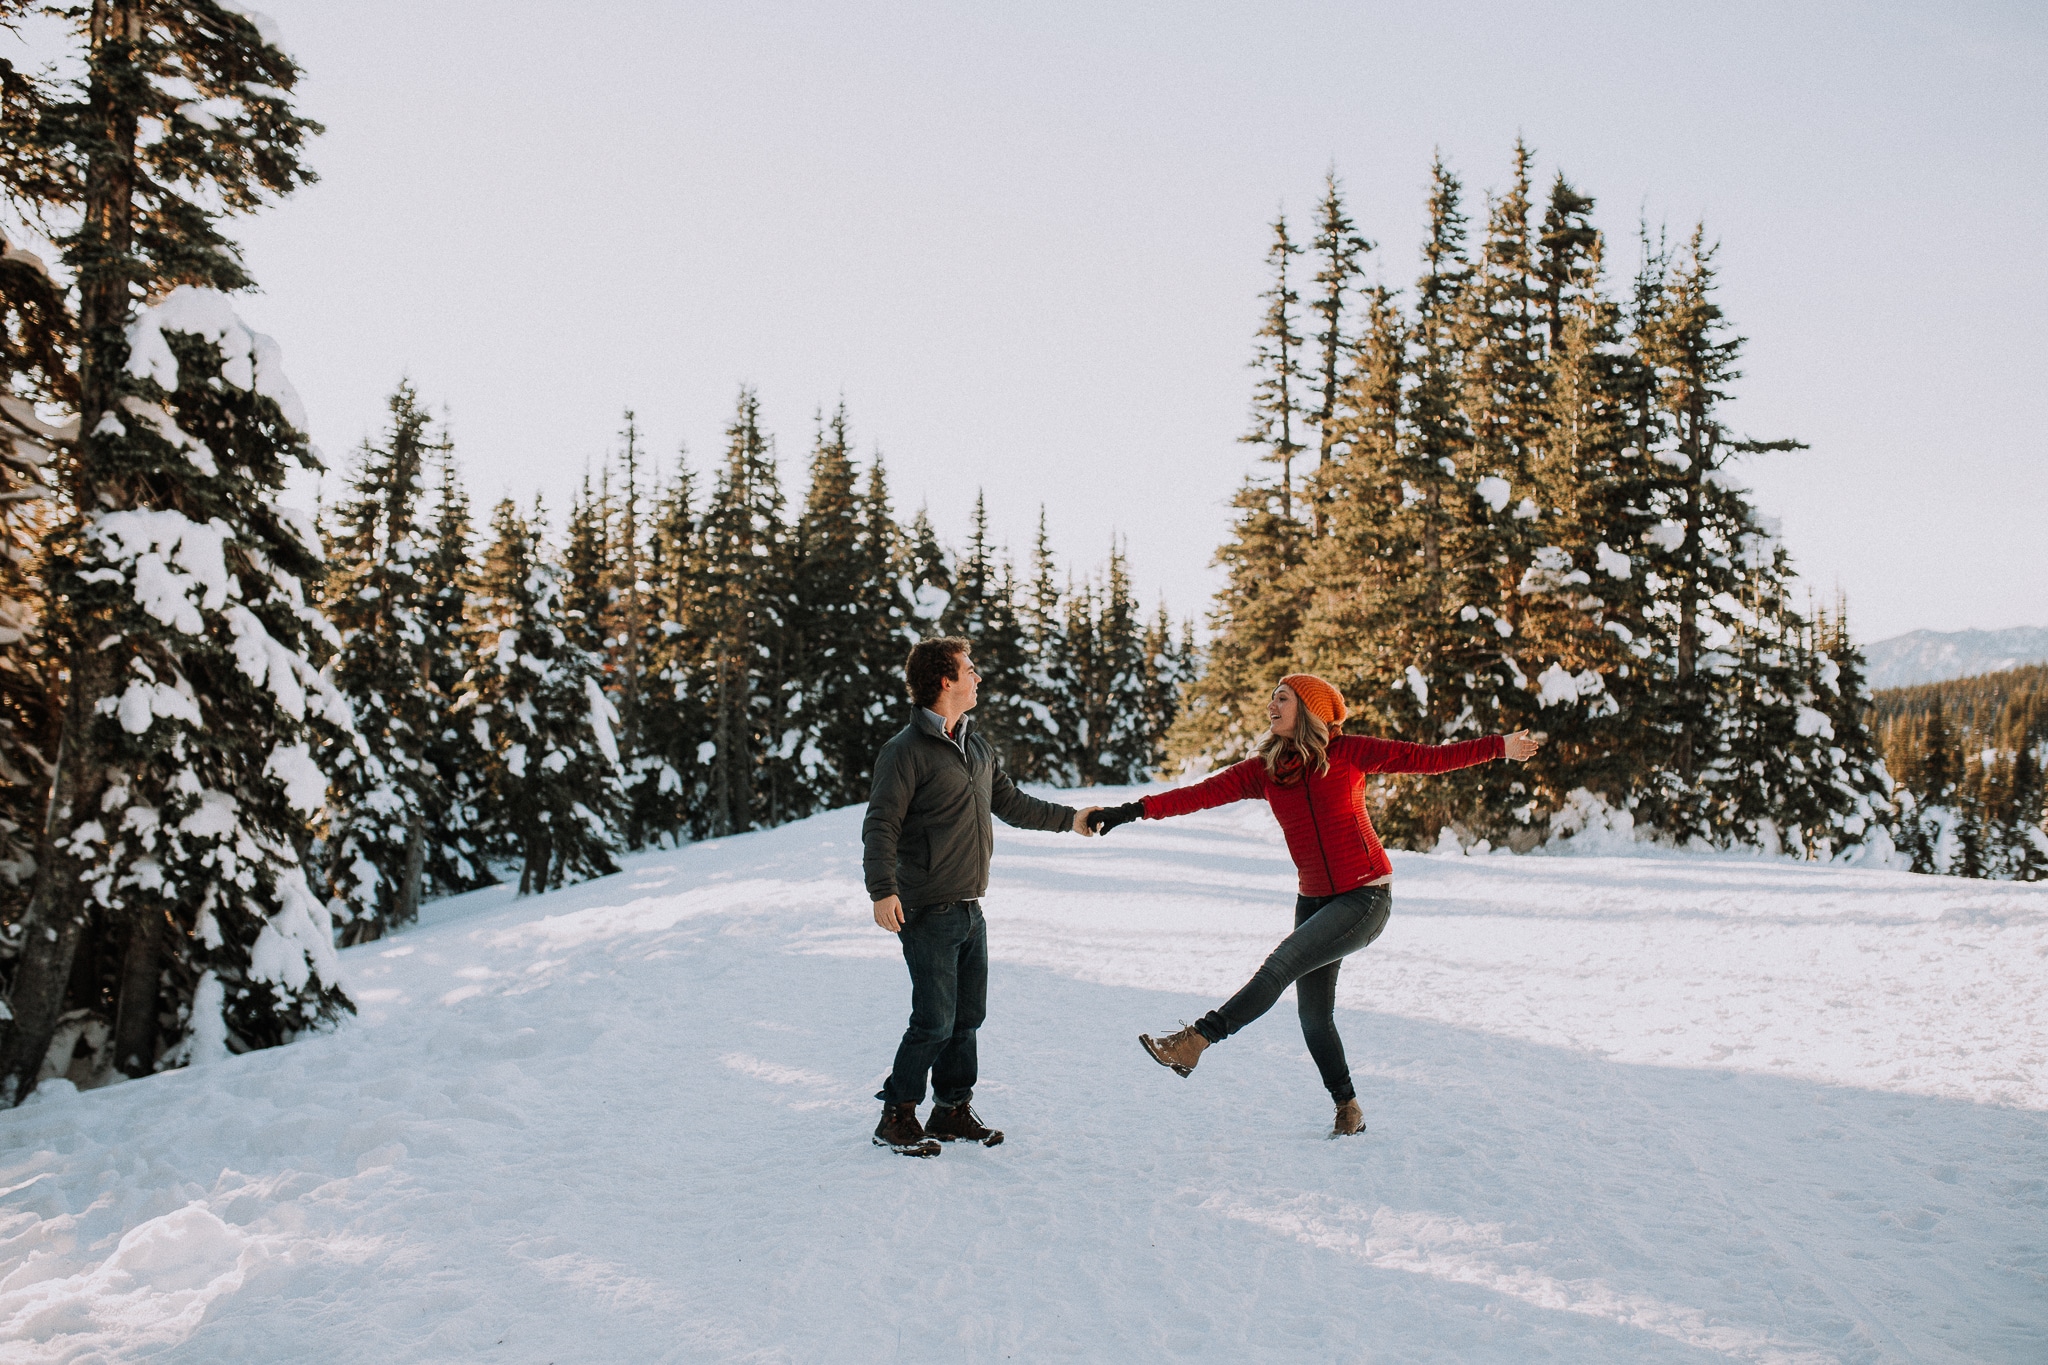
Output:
top-left (0, 6), bottom-right (2038, 1103)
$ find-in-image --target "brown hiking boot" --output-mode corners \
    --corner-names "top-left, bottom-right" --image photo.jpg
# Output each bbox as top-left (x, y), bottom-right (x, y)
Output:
top-left (1139, 1024), bottom-right (1210, 1077)
top-left (1331, 1098), bottom-right (1365, 1138)
top-left (926, 1101), bottom-right (1004, 1147)
top-left (873, 1102), bottom-right (940, 1157)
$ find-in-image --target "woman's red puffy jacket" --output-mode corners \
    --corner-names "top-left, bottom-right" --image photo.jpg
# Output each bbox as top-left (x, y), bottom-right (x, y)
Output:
top-left (1140, 734), bottom-right (1505, 895)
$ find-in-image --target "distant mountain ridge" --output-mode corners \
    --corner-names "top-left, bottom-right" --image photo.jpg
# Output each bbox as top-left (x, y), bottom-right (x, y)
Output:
top-left (1862, 627), bottom-right (2048, 691)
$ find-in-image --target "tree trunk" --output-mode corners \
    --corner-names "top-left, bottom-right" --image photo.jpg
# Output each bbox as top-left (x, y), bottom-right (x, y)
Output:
top-left (399, 812), bottom-right (425, 924)
top-left (0, 1), bottom-right (143, 1106)
top-left (111, 906), bottom-right (160, 1077)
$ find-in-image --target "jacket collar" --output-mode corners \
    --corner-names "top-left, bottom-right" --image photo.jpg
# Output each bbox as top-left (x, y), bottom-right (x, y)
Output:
top-left (916, 708), bottom-right (972, 747)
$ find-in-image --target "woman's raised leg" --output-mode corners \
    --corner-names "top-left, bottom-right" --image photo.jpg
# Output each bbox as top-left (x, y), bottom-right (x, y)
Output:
top-left (1190, 884), bottom-right (1390, 1045)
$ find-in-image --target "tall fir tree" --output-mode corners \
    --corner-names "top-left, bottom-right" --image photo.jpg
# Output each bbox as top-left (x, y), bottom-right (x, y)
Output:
top-left (0, 2), bottom-right (333, 1102)
top-left (0, 229), bottom-right (69, 937)
top-left (1631, 224), bottom-right (1808, 843)
top-left (787, 402), bottom-right (878, 810)
top-left (629, 452), bottom-right (712, 843)
top-left (1010, 507), bottom-right (1072, 782)
top-left (1168, 214), bottom-right (1316, 767)
top-left (1304, 170), bottom-right (1371, 536)
top-left (417, 448), bottom-right (495, 891)
top-left (940, 491), bottom-right (1031, 771)
top-left (322, 381), bottom-right (444, 945)
top-left (1089, 542), bottom-right (1156, 784)
top-left (460, 498), bottom-right (622, 893)
top-left (694, 387), bottom-right (789, 835)
top-left (1244, 213), bottom-right (1307, 520)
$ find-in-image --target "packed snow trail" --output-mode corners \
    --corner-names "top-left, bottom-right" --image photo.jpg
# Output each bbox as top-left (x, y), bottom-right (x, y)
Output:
top-left (2, 789), bottom-right (2044, 1362)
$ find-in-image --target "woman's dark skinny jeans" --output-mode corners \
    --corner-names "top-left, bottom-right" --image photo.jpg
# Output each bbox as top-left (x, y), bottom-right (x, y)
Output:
top-left (1194, 883), bottom-right (1391, 1103)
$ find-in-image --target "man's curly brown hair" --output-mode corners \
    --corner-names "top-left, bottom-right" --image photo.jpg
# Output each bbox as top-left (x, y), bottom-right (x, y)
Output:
top-left (906, 636), bottom-right (972, 709)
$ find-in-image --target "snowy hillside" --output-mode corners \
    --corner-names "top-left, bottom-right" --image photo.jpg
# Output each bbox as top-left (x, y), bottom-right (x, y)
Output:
top-left (3, 791), bottom-right (2045, 1362)
top-left (1863, 626), bottom-right (2048, 690)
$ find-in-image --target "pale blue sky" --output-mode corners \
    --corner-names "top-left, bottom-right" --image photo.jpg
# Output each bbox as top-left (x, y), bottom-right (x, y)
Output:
top-left (38, 1), bottom-right (2048, 642)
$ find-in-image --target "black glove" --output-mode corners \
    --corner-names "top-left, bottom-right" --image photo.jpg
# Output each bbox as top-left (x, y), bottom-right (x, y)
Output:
top-left (1087, 800), bottom-right (1145, 835)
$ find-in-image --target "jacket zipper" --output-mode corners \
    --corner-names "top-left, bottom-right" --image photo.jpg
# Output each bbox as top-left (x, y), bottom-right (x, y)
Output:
top-left (1301, 776), bottom-right (1336, 891)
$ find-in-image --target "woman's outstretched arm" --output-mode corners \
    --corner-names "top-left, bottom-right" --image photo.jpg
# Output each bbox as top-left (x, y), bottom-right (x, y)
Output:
top-left (1088, 756), bottom-right (1266, 834)
top-left (1339, 730), bottom-right (1540, 775)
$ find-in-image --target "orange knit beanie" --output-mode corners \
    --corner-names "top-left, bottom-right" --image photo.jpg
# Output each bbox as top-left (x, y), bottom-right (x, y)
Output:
top-left (1279, 673), bottom-right (1347, 730)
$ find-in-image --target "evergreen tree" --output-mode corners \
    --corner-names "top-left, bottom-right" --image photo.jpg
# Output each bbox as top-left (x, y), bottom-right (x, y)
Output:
top-left (1304, 170), bottom-right (1371, 535)
top-left (788, 403), bottom-right (877, 809)
top-left (1244, 212), bottom-right (1307, 520)
top-left (610, 413), bottom-right (651, 821)
top-left (1803, 598), bottom-right (1896, 863)
top-left (628, 452), bottom-right (711, 843)
top-left (461, 498), bottom-right (621, 893)
top-left (0, 230), bottom-right (70, 936)
top-left (2002, 741), bottom-right (2048, 880)
top-left (1090, 542), bottom-right (1155, 784)
top-left (940, 491), bottom-right (1031, 770)
top-left (1010, 508), bottom-right (1071, 782)
top-left (58, 292), bottom-right (351, 1081)
top-left (322, 381), bottom-right (443, 945)
top-left (1631, 224), bottom-right (1808, 844)
top-left (903, 505), bottom-right (951, 633)
top-left (1137, 604), bottom-right (1193, 777)
top-left (0, 3), bottom-right (328, 1103)
top-left (1487, 172), bottom-right (1655, 837)
top-left (1168, 213), bottom-right (1316, 768)
top-left (560, 470), bottom-right (613, 663)
top-left (850, 454), bottom-right (921, 754)
top-left (695, 388), bottom-right (789, 835)
top-left (417, 449), bottom-right (495, 891)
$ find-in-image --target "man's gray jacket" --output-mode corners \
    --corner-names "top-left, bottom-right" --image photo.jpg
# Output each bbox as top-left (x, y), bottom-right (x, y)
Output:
top-left (862, 710), bottom-right (1076, 907)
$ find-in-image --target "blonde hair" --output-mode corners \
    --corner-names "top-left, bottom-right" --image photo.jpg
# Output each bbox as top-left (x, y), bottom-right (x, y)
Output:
top-left (1259, 703), bottom-right (1332, 784)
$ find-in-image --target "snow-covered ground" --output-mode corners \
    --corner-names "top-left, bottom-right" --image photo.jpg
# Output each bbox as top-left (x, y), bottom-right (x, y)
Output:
top-left (3, 788), bottom-right (2044, 1363)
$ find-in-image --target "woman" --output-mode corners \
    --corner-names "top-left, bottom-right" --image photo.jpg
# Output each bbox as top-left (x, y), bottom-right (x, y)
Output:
top-left (1087, 673), bottom-right (1542, 1137)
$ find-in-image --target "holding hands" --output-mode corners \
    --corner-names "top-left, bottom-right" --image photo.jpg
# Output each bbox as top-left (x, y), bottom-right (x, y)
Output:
top-left (1086, 800), bottom-right (1146, 835)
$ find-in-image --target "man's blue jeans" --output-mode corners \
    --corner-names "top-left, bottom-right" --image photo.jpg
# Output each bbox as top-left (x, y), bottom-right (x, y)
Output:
top-left (879, 900), bottom-right (987, 1108)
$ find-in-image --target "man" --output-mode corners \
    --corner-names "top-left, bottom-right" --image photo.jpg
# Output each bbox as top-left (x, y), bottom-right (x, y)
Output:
top-left (863, 636), bottom-right (1099, 1156)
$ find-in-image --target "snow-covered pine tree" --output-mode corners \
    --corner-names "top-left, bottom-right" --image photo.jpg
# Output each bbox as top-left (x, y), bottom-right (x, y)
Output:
top-left (1493, 171), bottom-right (1658, 842)
top-left (695, 388), bottom-right (790, 835)
top-left (787, 402), bottom-right (880, 810)
top-left (322, 381), bottom-right (444, 944)
top-left (0, 1), bottom-right (337, 1102)
top-left (65, 290), bottom-right (352, 1078)
top-left (1411, 143), bottom-right (1556, 842)
top-left (0, 229), bottom-right (70, 937)
top-left (1016, 508), bottom-right (1078, 783)
top-left (939, 491), bottom-right (1032, 772)
top-left (1790, 597), bottom-right (1896, 863)
top-left (416, 449), bottom-right (496, 891)
top-left (1137, 602), bottom-right (1192, 777)
top-left (1893, 693), bottom-right (1959, 873)
top-left (1999, 735), bottom-right (2048, 881)
top-left (561, 470), bottom-right (613, 665)
top-left (1091, 543), bottom-right (1155, 784)
top-left (1629, 224), bottom-right (1808, 846)
top-left (1057, 571), bottom-right (1104, 784)
top-left (627, 452), bottom-right (711, 842)
top-left (1320, 155), bottom-right (1482, 845)
top-left (850, 454), bottom-right (921, 755)
top-left (461, 498), bottom-right (622, 893)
